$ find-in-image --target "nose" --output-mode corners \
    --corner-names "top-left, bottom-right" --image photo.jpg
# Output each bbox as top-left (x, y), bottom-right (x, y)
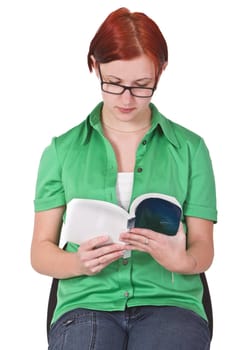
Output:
top-left (121, 87), bottom-right (133, 104)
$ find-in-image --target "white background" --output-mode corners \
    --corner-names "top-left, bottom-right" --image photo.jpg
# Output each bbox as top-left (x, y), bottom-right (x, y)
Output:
top-left (0, 0), bottom-right (232, 348)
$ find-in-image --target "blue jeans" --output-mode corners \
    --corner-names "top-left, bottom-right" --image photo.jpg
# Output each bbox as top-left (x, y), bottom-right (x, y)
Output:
top-left (48, 306), bottom-right (210, 350)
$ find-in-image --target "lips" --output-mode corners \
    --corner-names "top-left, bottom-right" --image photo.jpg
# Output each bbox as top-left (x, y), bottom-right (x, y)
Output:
top-left (117, 107), bottom-right (135, 114)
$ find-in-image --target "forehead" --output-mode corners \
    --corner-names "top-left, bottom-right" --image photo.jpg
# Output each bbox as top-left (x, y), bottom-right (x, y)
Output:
top-left (101, 55), bottom-right (155, 79)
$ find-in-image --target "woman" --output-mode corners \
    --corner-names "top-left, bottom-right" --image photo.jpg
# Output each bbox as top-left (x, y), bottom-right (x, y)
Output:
top-left (31, 7), bottom-right (217, 350)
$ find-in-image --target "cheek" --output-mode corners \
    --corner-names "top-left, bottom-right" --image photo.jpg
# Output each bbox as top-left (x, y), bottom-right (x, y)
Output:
top-left (102, 92), bottom-right (116, 105)
top-left (101, 93), bottom-right (119, 116)
top-left (136, 97), bottom-right (152, 111)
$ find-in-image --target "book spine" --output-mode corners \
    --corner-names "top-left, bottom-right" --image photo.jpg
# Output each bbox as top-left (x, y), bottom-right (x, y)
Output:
top-left (127, 217), bottom-right (135, 230)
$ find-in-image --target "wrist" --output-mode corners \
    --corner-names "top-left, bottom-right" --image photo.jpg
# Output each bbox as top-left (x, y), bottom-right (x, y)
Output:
top-left (69, 252), bottom-right (84, 277)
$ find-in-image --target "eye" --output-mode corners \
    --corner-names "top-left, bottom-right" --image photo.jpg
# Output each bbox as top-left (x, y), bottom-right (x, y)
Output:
top-left (135, 78), bottom-right (154, 88)
top-left (135, 83), bottom-right (148, 88)
top-left (108, 80), bottom-right (120, 85)
top-left (102, 75), bottom-right (121, 84)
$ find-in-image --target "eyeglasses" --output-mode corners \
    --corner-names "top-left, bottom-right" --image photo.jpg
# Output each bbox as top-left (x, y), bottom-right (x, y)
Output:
top-left (98, 66), bottom-right (156, 98)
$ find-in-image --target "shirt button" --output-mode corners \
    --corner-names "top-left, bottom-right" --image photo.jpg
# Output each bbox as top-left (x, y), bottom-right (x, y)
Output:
top-left (142, 140), bottom-right (147, 145)
top-left (122, 259), bottom-right (128, 265)
top-left (137, 167), bottom-right (143, 173)
top-left (124, 291), bottom-right (129, 297)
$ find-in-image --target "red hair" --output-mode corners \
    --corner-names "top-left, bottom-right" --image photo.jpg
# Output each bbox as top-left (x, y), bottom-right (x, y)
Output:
top-left (87, 7), bottom-right (168, 74)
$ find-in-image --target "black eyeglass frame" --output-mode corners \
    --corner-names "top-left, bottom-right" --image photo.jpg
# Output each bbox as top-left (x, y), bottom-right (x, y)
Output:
top-left (98, 65), bottom-right (157, 98)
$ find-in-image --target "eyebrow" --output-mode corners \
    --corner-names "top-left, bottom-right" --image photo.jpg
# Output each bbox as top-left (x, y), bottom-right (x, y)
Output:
top-left (106, 74), bottom-right (154, 84)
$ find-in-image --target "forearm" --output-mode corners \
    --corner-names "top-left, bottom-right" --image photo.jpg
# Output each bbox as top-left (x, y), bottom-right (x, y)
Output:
top-left (173, 217), bottom-right (215, 275)
top-left (31, 241), bottom-right (81, 279)
top-left (187, 241), bottom-right (214, 274)
top-left (174, 241), bottom-right (214, 275)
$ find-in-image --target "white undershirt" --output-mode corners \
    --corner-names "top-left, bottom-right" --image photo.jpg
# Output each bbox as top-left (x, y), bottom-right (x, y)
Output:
top-left (116, 172), bottom-right (134, 211)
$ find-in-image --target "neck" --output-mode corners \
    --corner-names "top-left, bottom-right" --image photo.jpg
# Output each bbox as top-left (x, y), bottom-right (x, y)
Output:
top-left (102, 121), bottom-right (151, 134)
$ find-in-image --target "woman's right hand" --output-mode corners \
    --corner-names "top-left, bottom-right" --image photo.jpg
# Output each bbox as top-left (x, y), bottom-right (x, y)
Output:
top-left (76, 235), bottom-right (126, 275)
top-left (31, 207), bottom-right (125, 279)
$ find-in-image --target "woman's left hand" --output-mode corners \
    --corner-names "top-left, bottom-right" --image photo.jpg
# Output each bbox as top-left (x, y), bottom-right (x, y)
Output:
top-left (120, 223), bottom-right (187, 272)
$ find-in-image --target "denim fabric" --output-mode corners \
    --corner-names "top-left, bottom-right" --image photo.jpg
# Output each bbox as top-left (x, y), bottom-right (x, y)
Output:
top-left (48, 306), bottom-right (210, 350)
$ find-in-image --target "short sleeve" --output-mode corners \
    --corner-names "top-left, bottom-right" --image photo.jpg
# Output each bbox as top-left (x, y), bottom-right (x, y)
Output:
top-left (34, 138), bottom-right (66, 211)
top-left (183, 138), bottom-right (217, 222)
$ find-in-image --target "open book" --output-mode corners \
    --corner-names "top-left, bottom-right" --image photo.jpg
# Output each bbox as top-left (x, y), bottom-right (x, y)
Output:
top-left (63, 193), bottom-right (182, 246)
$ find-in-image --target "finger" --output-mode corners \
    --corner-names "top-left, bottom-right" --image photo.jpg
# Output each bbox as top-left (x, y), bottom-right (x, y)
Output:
top-left (85, 257), bottom-right (102, 275)
top-left (82, 235), bottom-right (111, 250)
top-left (97, 249), bottom-right (125, 264)
top-left (84, 236), bottom-right (126, 252)
top-left (126, 236), bottom-right (150, 247)
top-left (122, 236), bottom-right (152, 251)
top-left (120, 229), bottom-right (154, 242)
top-left (120, 232), bottom-right (148, 244)
top-left (129, 228), bottom-right (154, 236)
top-left (87, 250), bottom-right (125, 274)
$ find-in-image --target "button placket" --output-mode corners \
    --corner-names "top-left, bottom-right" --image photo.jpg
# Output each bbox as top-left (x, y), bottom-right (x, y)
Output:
top-left (135, 138), bottom-right (148, 174)
top-left (118, 258), bottom-right (133, 302)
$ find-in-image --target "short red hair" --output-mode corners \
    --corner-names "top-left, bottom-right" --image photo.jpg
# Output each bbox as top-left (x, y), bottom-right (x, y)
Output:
top-left (87, 7), bottom-right (168, 74)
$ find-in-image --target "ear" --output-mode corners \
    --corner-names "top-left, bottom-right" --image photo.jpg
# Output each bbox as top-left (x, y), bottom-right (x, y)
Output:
top-left (162, 62), bottom-right (168, 71)
top-left (156, 62), bottom-right (168, 86)
top-left (90, 55), bottom-right (99, 77)
top-left (158, 62), bottom-right (167, 77)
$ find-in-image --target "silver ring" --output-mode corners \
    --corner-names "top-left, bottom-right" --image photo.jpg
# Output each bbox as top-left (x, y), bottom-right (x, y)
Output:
top-left (144, 238), bottom-right (149, 245)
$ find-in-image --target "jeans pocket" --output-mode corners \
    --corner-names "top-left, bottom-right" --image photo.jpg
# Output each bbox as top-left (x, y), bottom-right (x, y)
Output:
top-left (48, 314), bottom-right (75, 350)
top-left (48, 309), bottom-right (97, 350)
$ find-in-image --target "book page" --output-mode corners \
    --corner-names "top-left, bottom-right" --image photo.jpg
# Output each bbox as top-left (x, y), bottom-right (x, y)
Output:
top-left (64, 198), bottom-right (129, 245)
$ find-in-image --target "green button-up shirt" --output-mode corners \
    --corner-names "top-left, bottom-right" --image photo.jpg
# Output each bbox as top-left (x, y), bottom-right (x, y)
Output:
top-left (34, 102), bottom-right (217, 325)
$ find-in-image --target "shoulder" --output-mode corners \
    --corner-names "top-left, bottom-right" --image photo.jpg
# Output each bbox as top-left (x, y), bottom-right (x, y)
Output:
top-left (163, 119), bottom-right (213, 169)
top-left (171, 120), bottom-right (202, 143)
top-left (169, 119), bottom-right (210, 158)
top-left (151, 103), bottom-right (204, 151)
top-left (54, 121), bottom-right (86, 148)
top-left (38, 119), bottom-right (87, 170)
top-left (53, 102), bottom-right (103, 150)
top-left (160, 113), bottom-right (207, 154)
top-left (40, 103), bottom-right (103, 166)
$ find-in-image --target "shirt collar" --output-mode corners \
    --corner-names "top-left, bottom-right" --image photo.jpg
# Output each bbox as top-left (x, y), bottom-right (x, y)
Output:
top-left (80, 102), bottom-right (103, 145)
top-left (149, 103), bottom-right (180, 148)
top-left (81, 102), bottom-right (180, 148)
